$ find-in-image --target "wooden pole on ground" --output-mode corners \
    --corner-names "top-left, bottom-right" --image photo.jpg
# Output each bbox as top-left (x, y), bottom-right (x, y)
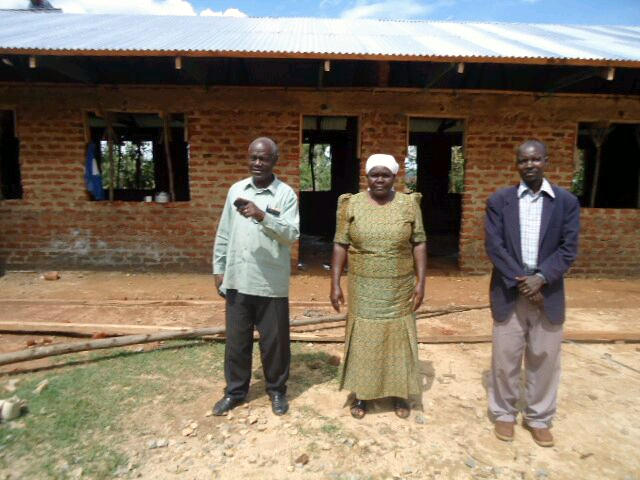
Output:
top-left (0, 315), bottom-right (347, 367)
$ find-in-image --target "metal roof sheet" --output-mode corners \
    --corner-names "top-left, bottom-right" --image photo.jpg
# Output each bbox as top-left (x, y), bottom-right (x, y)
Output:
top-left (0, 11), bottom-right (639, 64)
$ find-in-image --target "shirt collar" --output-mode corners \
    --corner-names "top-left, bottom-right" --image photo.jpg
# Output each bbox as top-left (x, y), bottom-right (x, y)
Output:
top-left (518, 178), bottom-right (555, 199)
top-left (243, 175), bottom-right (280, 195)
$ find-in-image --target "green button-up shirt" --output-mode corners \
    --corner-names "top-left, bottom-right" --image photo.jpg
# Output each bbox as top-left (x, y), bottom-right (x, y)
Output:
top-left (213, 176), bottom-right (299, 298)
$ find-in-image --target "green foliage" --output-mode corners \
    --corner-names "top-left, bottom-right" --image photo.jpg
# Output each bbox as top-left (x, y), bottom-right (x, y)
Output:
top-left (404, 145), bottom-right (465, 193)
top-left (404, 145), bottom-right (418, 192)
top-left (571, 149), bottom-right (586, 197)
top-left (300, 143), bottom-right (332, 191)
top-left (100, 140), bottom-right (155, 190)
top-left (449, 146), bottom-right (465, 194)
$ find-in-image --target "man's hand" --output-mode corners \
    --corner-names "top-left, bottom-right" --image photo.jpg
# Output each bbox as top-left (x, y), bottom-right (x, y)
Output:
top-left (529, 291), bottom-right (544, 306)
top-left (516, 275), bottom-right (545, 300)
top-left (330, 284), bottom-right (345, 312)
top-left (235, 198), bottom-right (265, 222)
top-left (413, 281), bottom-right (425, 312)
top-left (214, 274), bottom-right (224, 290)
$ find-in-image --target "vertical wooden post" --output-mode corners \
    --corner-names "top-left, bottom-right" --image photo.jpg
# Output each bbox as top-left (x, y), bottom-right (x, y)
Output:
top-left (588, 123), bottom-right (611, 208)
top-left (308, 144), bottom-right (316, 192)
top-left (116, 138), bottom-right (122, 189)
top-left (634, 126), bottom-right (640, 209)
top-left (0, 120), bottom-right (5, 201)
top-left (135, 142), bottom-right (142, 189)
top-left (104, 112), bottom-right (116, 202)
top-left (378, 61), bottom-right (390, 88)
top-left (162, 113), bottom-right (176, 202)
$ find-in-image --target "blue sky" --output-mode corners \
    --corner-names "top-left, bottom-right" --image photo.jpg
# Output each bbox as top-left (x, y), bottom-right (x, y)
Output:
top-left (195, 0), bottom-right (640, 24)
top-left (1, 0), bottom-right (639, 24)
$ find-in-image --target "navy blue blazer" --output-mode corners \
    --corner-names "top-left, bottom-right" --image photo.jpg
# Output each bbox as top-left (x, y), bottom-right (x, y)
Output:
top-left (484, 183), bottom-right (580, 325)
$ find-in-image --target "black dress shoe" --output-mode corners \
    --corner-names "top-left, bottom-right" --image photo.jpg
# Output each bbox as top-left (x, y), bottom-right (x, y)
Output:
top-left (212, 395), bottom-right (244, 416)
top-left (270, 392), bottom-right (289, 416)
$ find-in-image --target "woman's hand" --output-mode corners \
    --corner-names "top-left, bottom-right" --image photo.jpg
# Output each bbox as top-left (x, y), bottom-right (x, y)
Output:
top-left (330, 243), bottom-right (348, 312)
top-left (411, 242), bottom-right (427, 312)
top-left (330, 284), bottom-right (345, 312)
top-left (412, 281), bottom-right (425, 312)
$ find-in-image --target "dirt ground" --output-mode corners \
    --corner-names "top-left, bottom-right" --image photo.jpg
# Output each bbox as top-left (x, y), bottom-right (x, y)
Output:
top-left (1, 270), bottom-right (639, 357)
top-left (0, 271), bottom-right (640, 479)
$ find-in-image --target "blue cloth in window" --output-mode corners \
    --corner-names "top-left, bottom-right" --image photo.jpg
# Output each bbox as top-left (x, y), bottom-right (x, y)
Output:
top-left (84, 142), bottom-right (105, 201)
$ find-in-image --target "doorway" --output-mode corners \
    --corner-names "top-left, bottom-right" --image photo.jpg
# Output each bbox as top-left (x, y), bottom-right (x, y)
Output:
top-left (298, 115), bottom-right (359, 270)
top-left (407, 118), bottom-right (465, 269)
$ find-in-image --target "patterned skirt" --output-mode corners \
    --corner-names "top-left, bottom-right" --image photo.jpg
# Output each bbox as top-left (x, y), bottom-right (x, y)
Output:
top-left (339, 272), bottom-right (421, 400)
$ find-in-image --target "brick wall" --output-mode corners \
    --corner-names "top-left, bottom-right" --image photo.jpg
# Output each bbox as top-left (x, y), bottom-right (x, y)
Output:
top-left (0, 84), bottom-right (639, 275)
top-left (359, 111), bottom-right (407, 190)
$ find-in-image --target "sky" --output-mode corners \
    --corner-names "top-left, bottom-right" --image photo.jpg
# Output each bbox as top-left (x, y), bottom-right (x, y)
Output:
top-left (1, 0), bottom-right (639, 24)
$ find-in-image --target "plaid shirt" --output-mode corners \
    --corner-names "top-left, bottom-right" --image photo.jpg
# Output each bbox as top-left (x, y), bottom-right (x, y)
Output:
top-left (518, 178), bottom-right (555, 272)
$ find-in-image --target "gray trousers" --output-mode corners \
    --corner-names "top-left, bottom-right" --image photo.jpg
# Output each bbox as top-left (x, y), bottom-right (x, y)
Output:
top-left (488, 295), bottom-right (563, 428)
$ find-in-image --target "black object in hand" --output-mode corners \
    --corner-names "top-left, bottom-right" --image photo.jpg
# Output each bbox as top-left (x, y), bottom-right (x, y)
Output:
top-left (233, 198), bottom-right (249, 208)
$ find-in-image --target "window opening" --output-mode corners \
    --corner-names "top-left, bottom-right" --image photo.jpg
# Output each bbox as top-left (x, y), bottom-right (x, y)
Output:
top-left (0, 110), bottom-right (21, 200)
top-left (576, 122), bottom-right (640, 208)
top-left (87, 112), bottom-right (190, 202)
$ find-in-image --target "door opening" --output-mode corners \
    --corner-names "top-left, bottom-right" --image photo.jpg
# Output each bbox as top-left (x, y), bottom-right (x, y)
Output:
top-left (407, 118), bottom-right (465, 270)
top-left (298, 116), bottom-right (359, 271)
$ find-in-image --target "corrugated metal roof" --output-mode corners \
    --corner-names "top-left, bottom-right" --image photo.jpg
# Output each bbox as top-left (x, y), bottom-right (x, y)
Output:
top-left (0, 11), bottom-right (639, 65)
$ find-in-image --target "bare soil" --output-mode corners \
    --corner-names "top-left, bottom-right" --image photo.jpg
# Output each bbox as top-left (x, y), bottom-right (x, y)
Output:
top-left (0, 270), bottom-right (639, 479)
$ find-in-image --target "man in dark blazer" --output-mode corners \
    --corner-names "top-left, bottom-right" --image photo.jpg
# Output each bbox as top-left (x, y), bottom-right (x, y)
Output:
top-left (485, 139), bottom-right (580, 447)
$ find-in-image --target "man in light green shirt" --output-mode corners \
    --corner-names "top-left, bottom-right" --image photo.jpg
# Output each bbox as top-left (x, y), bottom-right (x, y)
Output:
top-left (212, 137), bottom-right (299, 416)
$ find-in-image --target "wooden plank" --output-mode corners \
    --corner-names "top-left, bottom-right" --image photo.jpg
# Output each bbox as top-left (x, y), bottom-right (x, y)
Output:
top-left (0, 299), bottom-right (335, 307)
top-left (290, 331), bottom-right (640, 344)
top-left (0, 321), bottom-right (189, 332)
top-left (3, 48), bottom-right (639, 68)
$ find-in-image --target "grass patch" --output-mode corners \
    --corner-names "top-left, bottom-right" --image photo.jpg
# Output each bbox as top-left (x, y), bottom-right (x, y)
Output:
top-left (321, 422), bottom-right (342, 435)
top-left (0, 341), bottom-right (338, 478)
top-left (0, 340), bottom-right (224, 479)
top-left (289, 345), bottom-right (339, 390)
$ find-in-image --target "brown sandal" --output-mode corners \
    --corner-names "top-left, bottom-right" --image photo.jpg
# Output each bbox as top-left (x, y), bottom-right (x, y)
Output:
top-left (350, 399), bottom-right (366, 419)
top-left (394, 398), bottom-right (410, 419)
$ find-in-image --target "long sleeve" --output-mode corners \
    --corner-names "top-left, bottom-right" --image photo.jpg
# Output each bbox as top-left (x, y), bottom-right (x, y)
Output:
top-left (485, 194), bottom-right (526, 289)
top-left (537, 194), bottom-right (580, 284)
top-left (213, 191), bottom-right (234, 275)
top-left (259, 188), bottom-right (300, 247)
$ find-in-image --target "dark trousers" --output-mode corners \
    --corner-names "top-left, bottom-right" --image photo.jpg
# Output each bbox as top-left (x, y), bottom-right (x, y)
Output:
top-left (224, 290), bottom-right (290, 399)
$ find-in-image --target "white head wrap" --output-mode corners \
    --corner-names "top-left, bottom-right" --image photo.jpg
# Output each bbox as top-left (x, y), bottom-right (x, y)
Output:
top-left (365, 154), bottom-right (399, 175)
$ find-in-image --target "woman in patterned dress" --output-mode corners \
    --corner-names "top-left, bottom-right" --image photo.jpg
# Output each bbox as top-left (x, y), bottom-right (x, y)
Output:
top-left (330, 154), bottom-right (427, 419)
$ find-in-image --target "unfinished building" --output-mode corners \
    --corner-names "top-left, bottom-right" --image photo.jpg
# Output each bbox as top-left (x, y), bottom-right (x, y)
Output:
top-left (0, 10), bottom-right (639, 274)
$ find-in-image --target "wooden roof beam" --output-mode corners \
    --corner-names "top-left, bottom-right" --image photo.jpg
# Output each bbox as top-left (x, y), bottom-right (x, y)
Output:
top-left (544, 67), bottom-right (610, 94)
top-left (423, 62), bottom-right (455, 90)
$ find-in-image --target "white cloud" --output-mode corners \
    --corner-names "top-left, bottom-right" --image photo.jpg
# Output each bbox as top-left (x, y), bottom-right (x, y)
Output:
top-left (0, 0), bottom-right (197, 15)
top-left (200, 7), bottom-right (247, 17)
top-left (0, 0), bottom-right (30, 8)
top-left (340, 0), bottom-right (441, 19)
top-left (59, 0), bottom-right (197, 15)
top-left (0, 0), bottom-right (249, 16)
